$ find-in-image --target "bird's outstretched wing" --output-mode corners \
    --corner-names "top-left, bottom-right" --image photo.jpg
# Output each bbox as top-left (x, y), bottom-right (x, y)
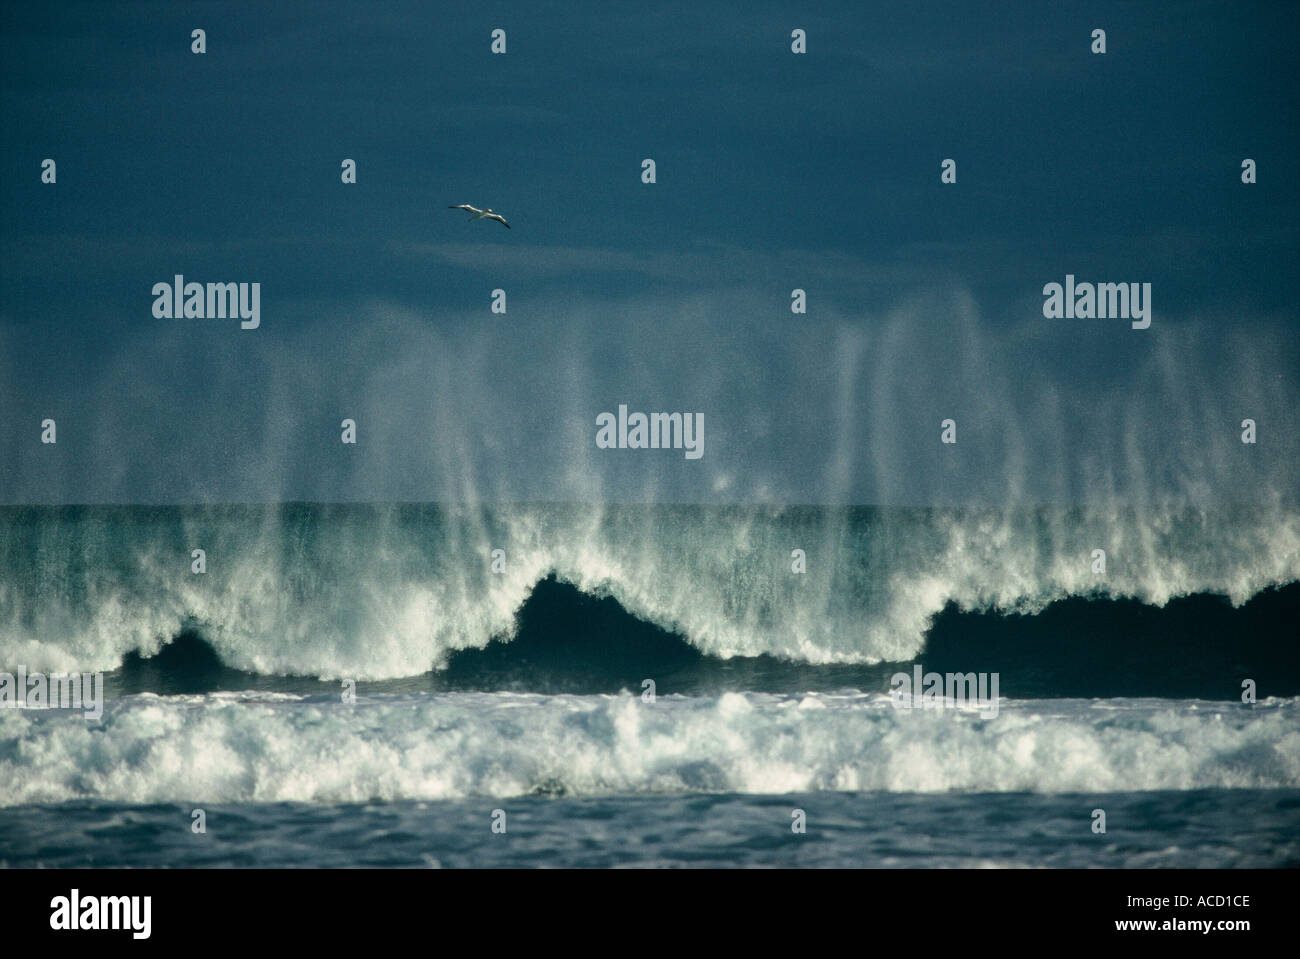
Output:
top-left (448, 203), bottom-right (483, 215)
top-left (484, 213), bottom-right (510, 229)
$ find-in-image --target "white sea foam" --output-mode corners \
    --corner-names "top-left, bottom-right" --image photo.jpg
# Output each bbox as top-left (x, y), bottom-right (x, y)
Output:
top-left (1, 691), bottom-right (1296, 805)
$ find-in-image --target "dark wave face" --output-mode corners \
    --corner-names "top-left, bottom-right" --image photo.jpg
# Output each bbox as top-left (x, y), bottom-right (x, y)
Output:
top-left (110, 576), bottom-right (1299, 700)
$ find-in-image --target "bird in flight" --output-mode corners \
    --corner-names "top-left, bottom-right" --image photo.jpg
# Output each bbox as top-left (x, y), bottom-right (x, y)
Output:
top-left (448, 204), bottom-right (510, 228)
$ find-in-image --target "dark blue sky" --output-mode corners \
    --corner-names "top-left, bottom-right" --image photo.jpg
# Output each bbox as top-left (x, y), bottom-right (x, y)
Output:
top-left (1, 1), bottom-right (1296, 504)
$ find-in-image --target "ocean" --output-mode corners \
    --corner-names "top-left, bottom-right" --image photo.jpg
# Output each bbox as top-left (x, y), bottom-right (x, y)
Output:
top-left (1, 502), bottom-right (1297, 868)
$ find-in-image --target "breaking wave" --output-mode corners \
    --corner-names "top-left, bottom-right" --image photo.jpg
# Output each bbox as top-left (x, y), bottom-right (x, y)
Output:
top-left (1, 503), bottom-right (1296, 682)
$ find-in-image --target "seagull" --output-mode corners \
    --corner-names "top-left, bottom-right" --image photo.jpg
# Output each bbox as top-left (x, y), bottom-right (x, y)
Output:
top-left (448, 203), bottom-right (510, 228)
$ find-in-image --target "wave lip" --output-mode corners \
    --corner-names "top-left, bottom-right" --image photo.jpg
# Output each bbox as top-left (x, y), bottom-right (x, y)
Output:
top-left (2, 691), bottom-right (1297, 806)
